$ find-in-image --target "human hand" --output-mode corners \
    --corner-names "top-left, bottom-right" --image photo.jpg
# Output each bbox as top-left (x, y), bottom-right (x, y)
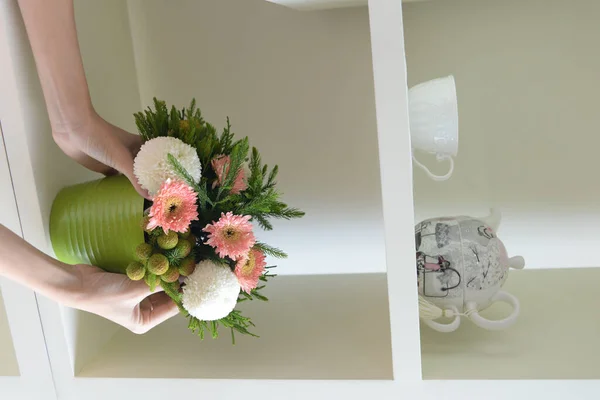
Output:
top-left (52, 111), bottom-right (149, 199)
top-left (66, 264), bottom-right (179, 334)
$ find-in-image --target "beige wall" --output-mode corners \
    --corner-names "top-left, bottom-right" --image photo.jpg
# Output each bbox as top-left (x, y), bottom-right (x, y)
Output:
top-left (75, 0), bottom-right (142, 133)
top-left (126, 0), bottom-right (386, 275)
top-left (404, 0), bottom-right (600, 268)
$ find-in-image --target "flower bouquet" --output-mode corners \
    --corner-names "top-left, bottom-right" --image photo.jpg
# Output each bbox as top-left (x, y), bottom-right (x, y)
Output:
top-left (50, 99), bottom-right (304, 341)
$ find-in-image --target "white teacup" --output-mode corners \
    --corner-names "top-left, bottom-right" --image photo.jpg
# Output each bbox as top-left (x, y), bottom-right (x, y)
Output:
top-left (409, 75), bottom-right (459, 181)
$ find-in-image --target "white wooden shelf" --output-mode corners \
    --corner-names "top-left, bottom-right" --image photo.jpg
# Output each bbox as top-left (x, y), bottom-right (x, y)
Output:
top-left (0, 291), bottom-right (19, 377)
top-left (422, 268), bottom-right (600, 380)
top-left (266, 0), bottom-right (427, 11)
top-left (77, 274), bottom-right (392, 380)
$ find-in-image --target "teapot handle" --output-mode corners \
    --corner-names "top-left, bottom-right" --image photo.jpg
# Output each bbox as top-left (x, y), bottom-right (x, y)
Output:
top-left (467, 291), bottom-right (520, 331)
top-left (421, 306), bottom-right (461, 333)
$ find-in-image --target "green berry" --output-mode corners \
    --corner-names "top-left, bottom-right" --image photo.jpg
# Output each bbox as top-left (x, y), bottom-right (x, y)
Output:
top-left (147, 253), bottom-right (169, 275)
top-left (126, 261), bottom-right (146, 281)
top-left (161, 266), bottom-right (180, 283)
top-left (179, 229), bottom-right (191, 239)
top-left (135, 243), bottom-right (153, 262)
top-left (174, 239), bottom-right (192, 258)
top-left (178, 257), bottom-right (196, 276)
top-left (157, 231), bottom-right (178, 250)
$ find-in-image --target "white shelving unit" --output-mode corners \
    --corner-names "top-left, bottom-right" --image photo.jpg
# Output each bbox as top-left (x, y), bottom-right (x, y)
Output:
top-left (2, 0), bottom-right (600, 398)
top-left (1, 0), bottom-right (415, 398)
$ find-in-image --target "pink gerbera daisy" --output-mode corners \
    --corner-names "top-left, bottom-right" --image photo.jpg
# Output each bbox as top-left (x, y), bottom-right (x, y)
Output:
top-left (211, 155), bottom-right (247, 194)
top-left (235, 248), bottom-right (266, 293)
top-left (203, 212), bottom-right (255, 259)
top-left (147, 179), bottom-right (199, 233)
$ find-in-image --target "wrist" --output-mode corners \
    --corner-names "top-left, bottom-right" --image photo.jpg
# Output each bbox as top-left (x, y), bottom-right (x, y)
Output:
top-left (50, 105), bottom-right (98, 142)
top-left (39, 260), bottom-right (85, 307)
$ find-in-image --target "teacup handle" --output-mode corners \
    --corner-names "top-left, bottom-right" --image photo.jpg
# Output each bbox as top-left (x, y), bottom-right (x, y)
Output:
top-left (412, 154), bottom-right (454, 181)
top-left (467, 291), bottom-right (520, 331)
top-left (422, 306), bottom-right (461, 333)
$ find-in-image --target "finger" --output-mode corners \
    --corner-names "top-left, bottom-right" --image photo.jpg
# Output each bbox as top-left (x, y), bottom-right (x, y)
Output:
top-left (129, 278), bottom-right (165, 301)
top-left (99, 139), bottom-right (149, 199)
top-left (138, 292), bottom-right (180, 332)
top-left (110, 129), bottom-right (149, 199)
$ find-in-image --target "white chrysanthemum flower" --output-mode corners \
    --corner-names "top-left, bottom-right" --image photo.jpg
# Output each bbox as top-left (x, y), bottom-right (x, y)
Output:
top-left (182, 260), bottom-right (240, 321)
top-left (134, 137), bottom-right (201, 195)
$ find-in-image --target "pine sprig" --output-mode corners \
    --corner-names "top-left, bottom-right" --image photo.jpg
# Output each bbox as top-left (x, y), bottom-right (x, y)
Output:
top-left (134, 98), bottom-right (170, 141)
top-left (237, 189), bottom-right (279, 215)
top-left (254, 242), bottom-right (287, 258)
top-left (160, 281), bottom-right (186, 313)
top-left (145, 273), bottom-right (160, 292)
top-left (163, 247), bottom-right (195, 267)
top-left (240, 146), bottom-right (305, 230)
top-left (167, 154), bottom-right (213, 207)
top-left (217, 137), bottom-right (249, 200)
top-left (267, 206), bottom-right (305, 220)
top-left (247, 147), bottom-right (264, 194)
top-left (239, 270), bottom-right (275, 302)
top-left (195, 123), bottom-right (219, 168)
top-left (218, 117), bottom-right (235, 155)
top-left (265, 165), bottom-right (279, 190)
top-left (186, 309), bottom-right (257, 343)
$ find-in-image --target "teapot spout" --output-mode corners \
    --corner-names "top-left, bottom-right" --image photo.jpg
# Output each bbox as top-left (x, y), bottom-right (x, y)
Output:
top-left (480, 208), bottom-right (501, 233)
top-left (508, 256), bottom-right (525, 270)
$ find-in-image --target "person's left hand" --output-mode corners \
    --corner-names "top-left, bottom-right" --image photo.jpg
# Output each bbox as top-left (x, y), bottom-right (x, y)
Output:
top-left (52, 111), bottom-right (149, 199)
top-left (65, 264), bottom-right (179, 334)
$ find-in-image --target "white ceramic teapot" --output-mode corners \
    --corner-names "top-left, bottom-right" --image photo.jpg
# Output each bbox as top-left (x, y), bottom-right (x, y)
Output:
top-left (415, 209), bottom-right (525, 332)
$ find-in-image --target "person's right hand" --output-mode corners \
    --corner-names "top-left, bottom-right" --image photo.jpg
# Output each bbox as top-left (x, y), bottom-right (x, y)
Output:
top-left (66, 264), bottom-right (179, 334)
top-left (52, 111), bottom-right (149, 199)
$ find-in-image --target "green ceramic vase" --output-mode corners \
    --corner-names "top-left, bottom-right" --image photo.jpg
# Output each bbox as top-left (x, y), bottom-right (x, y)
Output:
top-left (49, 175), bottom-right (144, 274)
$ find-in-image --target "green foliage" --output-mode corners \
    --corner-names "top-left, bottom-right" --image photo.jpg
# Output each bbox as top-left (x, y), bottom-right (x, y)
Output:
top-left (219, 118), bottom-right (235, 155)
top-left (216, 137), bottom-right (250, 200)
top-left (144, 273), bottom-right (160, 292)
top-left (166, 154), bottom-right (213, 208)
top-left (254, 242), bottom-right (287, 259)
top-left (134, 98), bottom-right (170, 142)
top-left (238, 268), bottom-right (275, 303)
top-left (186, 309), bottom-right (257, 343)
top-left (233, 146), bottom-right (305, 230)
top-left (163, 247), bottom-right (195, 268)
top-left (160, 281), bottom-right (186, 313)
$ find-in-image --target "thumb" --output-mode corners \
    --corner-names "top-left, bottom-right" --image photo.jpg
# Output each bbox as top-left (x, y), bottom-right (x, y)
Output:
top-left (120, 161), bottom-right (151, 201)
top-left (139, 292), bottom-right (180, 332)
top-left (83, 127), bottom-right (150, 200)
top-left (106, 148), bottom-right (150, 200)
